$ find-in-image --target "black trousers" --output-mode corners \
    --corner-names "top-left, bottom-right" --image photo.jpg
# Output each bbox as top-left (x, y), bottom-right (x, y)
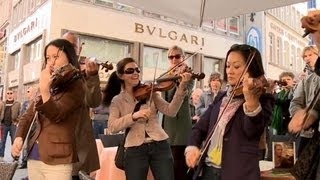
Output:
top-left (171, 145), bottom-right (193, 180)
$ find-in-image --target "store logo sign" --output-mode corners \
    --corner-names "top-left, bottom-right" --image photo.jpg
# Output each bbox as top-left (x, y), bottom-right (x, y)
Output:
top-left (134, 22), bottom-right (205, 46)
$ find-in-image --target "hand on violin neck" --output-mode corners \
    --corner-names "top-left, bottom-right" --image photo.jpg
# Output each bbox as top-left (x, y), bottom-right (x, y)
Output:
top-left (85, 60), bottom-right (99, 76)
top-left (80, 57), bottom-right (99, 76)
top-left (180, 72), bottom-right (192, 83)
top-left (242, 74), bottom-right (261, 109)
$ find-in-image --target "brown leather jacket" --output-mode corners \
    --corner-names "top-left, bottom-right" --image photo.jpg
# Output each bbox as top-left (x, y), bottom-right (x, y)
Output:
top-left (15, 78), bottom-right (86, 165)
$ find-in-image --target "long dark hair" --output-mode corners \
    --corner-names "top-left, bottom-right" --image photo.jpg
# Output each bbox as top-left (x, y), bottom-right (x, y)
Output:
top-left (102, 71), bottom-right (120, 106)
top-left (43, 38), bottom-right (80, 70)
top-left (223, 44), bottom-right (264, 82)
top-left (102, 57), bottom-right (136, 106)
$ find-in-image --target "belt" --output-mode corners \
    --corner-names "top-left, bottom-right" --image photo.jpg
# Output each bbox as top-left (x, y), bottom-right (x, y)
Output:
top-left (143, 137), bottom-right (154, 144)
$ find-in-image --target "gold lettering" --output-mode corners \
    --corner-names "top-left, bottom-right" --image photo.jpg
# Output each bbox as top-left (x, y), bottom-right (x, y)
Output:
top-left (134, 22), bottom-right (205, 47)
top-left (159, 28), bottom-right (166, 38)
top-left (191, 35), bottom-right (198, 45)
top-left (135, 23), bottom-right (144, 33)
top-left (180, 34), bottom-right (188, 43)
top-left (146, 26), bottom-right (156, 35)
top-left (168, 31), bottom-right (177, 40)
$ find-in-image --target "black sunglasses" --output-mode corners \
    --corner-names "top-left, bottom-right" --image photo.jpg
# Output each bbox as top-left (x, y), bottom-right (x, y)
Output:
top-left (123, 67), bottom-right (141, 74)
top-left (168, 54), bottom-right (182, 60)
top-left (7, 92), bottom-right (13, 95)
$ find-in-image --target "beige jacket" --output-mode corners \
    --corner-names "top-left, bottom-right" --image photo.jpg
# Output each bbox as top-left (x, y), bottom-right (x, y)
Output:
top-left (108, 82), bottom-right (188, 147)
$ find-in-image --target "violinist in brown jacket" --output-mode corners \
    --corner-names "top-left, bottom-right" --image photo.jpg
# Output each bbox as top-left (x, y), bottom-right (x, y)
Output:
top-left (12, 39), bottom-right (86, 180)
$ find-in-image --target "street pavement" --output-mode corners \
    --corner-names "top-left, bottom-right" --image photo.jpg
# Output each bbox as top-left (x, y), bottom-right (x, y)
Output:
top-left (2, 135), bottom-right (28, 180)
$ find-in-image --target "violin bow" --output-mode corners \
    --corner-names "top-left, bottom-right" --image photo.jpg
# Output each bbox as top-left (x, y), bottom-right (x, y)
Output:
top-left (147, 53), bottom-right (160, 109)
top-left (157, 48), bottom-right (202, 79)
top-left (77, 42), bottom-right (85, 63)
top-left (190, 49), bottom-right (257, 177)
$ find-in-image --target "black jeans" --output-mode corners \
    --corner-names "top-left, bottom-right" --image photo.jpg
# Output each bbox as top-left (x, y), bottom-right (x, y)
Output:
top-left (200, 165), bottom-right (221, 180)
top-left (171, 145), bottom-right (193, 180)
top-left (124, 140), bottom-right (174, 180)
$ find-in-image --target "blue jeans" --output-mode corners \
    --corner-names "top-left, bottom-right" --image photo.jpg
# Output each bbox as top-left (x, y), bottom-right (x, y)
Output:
top-left (124, 140), bottom-right (174, 180)
top-left (0, 124), bottom-right (16, 157)
top-left (92, 120), bottom-right (107, 139)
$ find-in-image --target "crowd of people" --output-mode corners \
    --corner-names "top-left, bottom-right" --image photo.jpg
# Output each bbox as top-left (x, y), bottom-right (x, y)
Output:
top-left (1, 9), bottom-right (320, 180)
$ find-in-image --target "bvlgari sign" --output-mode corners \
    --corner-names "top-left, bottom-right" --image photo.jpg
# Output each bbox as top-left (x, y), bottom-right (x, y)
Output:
top-left (14, 18), bottom-right (38, 43)
top-left (7, 2), bottom-right (51, 54)
top-left (134, 23), bottom-right (205, 46)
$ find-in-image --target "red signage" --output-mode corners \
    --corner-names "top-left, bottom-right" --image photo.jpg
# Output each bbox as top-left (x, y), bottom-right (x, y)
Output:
top-left (0, 29), bottom-right (6, 40)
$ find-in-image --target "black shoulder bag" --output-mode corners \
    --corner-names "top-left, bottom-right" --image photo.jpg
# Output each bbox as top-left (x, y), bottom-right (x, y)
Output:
top-left (114, 99), bottom-right (145, 170)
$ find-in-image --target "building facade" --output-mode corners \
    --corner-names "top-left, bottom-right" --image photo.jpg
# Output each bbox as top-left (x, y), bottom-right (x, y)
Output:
top-left (3, 0), bottom-right (245, 100)
top-left (264, 4), bottom-right (309, 80)
top-left (0, 0), bottom-right (12, 100)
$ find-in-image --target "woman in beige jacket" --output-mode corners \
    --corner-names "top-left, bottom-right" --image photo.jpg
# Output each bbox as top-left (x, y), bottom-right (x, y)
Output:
top-left (105, 57), bottom-right (191, 180)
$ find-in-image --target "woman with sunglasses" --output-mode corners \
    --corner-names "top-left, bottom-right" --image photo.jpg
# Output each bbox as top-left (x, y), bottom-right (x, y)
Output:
top-left (104, 57), bottom-right (192, 180)
top-left (185, 44), bottom-right (274, 180)
top-left (12, 39), bottom-right (86, 180)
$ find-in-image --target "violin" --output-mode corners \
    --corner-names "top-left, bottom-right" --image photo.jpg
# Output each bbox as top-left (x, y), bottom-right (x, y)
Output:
top-left (50, 63), bottom-right (82, 95)
top-left (79, 56), bottom-right (113, 72)
top-left (232, 75), bottom-right (269, 96)
top-left (134, 72), bottom-right (205, 101)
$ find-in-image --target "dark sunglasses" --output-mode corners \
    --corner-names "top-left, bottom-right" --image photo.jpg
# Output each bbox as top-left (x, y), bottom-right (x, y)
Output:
top-left (123, 67), bottom-right (141, 74)
top-left (168, 54), bottom-right (182, 60)
top-left (7, 92), bottom-right (13, 95)
top-left (27, 90), bottom-right (30, 93)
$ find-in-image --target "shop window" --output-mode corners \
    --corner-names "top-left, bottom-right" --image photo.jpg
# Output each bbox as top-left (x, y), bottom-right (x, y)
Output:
top-left (142, 46), bottom-right (168, 81)
top-left (216, 19), bottom-right (227, 32)
top-left (269, 32), bottom-right (275, 63)
top-left (80, 35), bottom-right (130, 63)
top-left (284, 41), bottom-right (289, 67)
top-left (202, 20), bottom-right (215, 31)
top-left (10, 51), bottom-right (21, 71)
top-left (296, 48), bottom-right (302, 72)
top-left (229, 17), bottom-right (239, 35)
top-left (202, 57), bottom-right (221, 91)
top-left (142, 46), bottom-right (193, 81)
top-left (115, 3), bottom-right (138, 14)
top-left (28, 37), bottom-right (43, 62)
top-left (276, 37), bottom-right (282, 66)
top-left (95, 0), bottom-right (114, 7)
top-left (290, 45), bottom-right (296, 70)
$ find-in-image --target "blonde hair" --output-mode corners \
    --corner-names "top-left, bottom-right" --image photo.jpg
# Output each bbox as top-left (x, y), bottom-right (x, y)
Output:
top-left (167, 45), bottom-right (185, 57)
top-left (302, 45), bottom-right (318, 58)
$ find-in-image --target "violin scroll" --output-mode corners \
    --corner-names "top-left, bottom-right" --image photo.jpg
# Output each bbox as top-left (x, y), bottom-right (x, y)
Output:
top-left (79, 56), bottom-right (113, 72)
top-left (98, 61), bottom-right (113, 72)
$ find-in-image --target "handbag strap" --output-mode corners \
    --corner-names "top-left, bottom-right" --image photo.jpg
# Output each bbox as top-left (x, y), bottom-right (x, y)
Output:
top-left (123, 99), bottom-right (146, 139)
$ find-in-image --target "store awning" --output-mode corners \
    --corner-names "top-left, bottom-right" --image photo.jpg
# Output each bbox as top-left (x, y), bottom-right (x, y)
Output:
top-left (115, 0), bottom-right (307, 26)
